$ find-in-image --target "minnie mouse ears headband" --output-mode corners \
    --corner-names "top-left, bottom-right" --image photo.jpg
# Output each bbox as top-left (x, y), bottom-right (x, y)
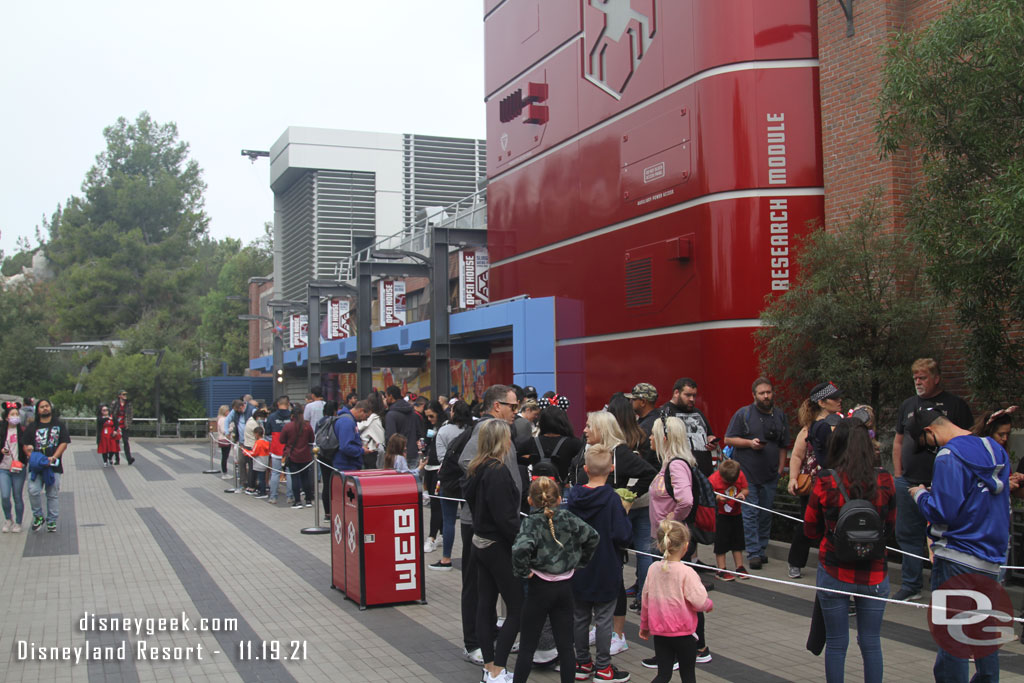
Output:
top-left (987, 406), bottom-right (1019, 425)
top-left (542, 394), bottom-right (570, 411)
top-left (3, 401), bottom-right (21, 412)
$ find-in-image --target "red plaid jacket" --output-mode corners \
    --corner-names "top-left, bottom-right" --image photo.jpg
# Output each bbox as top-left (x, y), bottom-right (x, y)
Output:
top-left (804, 469), bottom-right (896, 585)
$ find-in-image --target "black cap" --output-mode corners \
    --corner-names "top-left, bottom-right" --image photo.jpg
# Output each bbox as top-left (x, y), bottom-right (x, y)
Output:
top-left (906, 406), bottom-right (944, 443)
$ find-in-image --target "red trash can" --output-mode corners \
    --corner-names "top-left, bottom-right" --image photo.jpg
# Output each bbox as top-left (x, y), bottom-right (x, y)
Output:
top-left (331, 469), bottom-right (426, 609)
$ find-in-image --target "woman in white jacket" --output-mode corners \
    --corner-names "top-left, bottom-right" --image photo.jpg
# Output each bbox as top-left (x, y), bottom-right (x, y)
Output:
top-left (357, 398), bottom-right (385, 469)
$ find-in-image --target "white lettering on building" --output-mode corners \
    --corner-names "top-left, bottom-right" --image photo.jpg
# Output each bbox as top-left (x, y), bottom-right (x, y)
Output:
top-left (766, 113), bottom-right (787, 185)
top-left (769, 198), bottom-right (789, 290)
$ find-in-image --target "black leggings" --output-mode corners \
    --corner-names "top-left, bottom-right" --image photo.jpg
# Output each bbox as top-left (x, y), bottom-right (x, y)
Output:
top-left (787, 495), bottom-right (813, 569)
top-left (475, 541), bottom-right (524, 668)
top-left (513, 578), bottom-right (575, 683)
top-left (220, 445), bottom-right (231, 473)
top-left (652, 634), bottom-right (697, 683)
top-left (461, 523), bottom-right (481, 651)
top-left (422, 469), bottom-right (442, 539)
top-left (682, 532), bottom-right (707, 650)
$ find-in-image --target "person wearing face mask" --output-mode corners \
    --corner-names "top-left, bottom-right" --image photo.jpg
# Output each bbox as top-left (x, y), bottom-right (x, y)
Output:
top-left (891, 358), bottom-right (973, 602)
top-left (24, 398), bottom-right (70, 533)
top-left (0, 401), bottom-right (28, 533)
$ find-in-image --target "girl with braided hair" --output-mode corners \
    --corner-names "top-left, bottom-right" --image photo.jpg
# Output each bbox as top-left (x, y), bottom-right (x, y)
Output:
top-left (511, 476), bottom-right (599, 683)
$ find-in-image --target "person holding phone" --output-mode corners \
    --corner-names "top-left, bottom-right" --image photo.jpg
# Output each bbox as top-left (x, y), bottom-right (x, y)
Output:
top-left (723, 378), bottom-right (789, 571)
top-left (660, 378), bottom-right (719, 477)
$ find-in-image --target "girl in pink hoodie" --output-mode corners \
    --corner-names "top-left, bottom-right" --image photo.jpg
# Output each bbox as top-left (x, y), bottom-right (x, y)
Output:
top-left (639, 520), bottom-right (714, 683)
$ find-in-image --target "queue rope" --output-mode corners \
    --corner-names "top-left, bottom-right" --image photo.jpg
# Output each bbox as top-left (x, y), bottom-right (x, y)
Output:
top-left (417, 490), bottom-right (1024, 621)
top-left (233, 442), bottom-right (317, 475)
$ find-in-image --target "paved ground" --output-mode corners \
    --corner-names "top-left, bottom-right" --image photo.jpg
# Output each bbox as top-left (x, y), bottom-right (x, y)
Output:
top-left (3, 438), bottom-right (1024, 682)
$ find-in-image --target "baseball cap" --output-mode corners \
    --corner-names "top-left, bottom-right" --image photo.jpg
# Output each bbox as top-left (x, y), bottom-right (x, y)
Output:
top-left (809, 382), bottom-right (842, 402)
top-left (906, 405), bottom-right (944, 443)
top-left (625, 383), bottom-right (658, 403)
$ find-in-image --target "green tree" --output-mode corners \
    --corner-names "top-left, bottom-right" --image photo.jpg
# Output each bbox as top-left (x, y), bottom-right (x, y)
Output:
top-left (756, 192), bottom-right (936, 429)
top-left (79, 349), bottom-right (201, 422)
top-left (0, 283), bottom-right (79, 398)
top-left (877, 0), bottom-right (1024, 405)
top-left (197, 234), bottom-right (272, 375)
top-left (44, 111), bottom-right (209, 339)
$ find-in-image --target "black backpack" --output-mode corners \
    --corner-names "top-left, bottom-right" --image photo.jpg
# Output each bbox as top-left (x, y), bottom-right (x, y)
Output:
top-left (664, 460), bottom-right (717, 545)
top-left (826, 469), bottom-right (885, 563)
top-left (437, 424), bottom-right (474, 497)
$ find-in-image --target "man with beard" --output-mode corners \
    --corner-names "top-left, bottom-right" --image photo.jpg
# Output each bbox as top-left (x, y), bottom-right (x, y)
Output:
top-left (891, 358), bottom-right (972, 601)
top-left (384, 385), bottom-right (420, 470)
top-left (724, 378), bottom-right (789, 570)
top-left (24, 399), bottom-right (71, 532)
top-left (661, 377), bottom-right (719, 477)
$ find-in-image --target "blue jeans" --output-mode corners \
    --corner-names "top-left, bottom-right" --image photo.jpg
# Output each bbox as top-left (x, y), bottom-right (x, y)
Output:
top-left (817, 565), bottom-right (888, 683)
top-left (268, 456), bottom-right (282, 501)
top-left (629, 506), bottom-right (653, 597)
top-left (440, 498), bottom-right (459, 559)
top-left (894, 476), bottom-right (928, 593)
top-left (0, 468), bottom-right (27, 523)
top-left (28, 472), bottom-right (61, 523)
top-left (742, 477), bottom-right (778, 560)
top-left (931, 558), bottom-right (1000, 683)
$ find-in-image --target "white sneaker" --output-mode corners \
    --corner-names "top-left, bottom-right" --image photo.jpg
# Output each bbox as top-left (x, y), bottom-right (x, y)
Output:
top-left (610, 632), bottom-right (629, 655)
top-left (1, 519), bottom-right (11, 533)
top-left (221, 474), bottom-right (232, 480)
top-left (481, 668), bottom-right (512, 683)
top-left (423, 538), bottom-right (436, 553)
top-left (464, 648), bottom-right (484, 664)
top-left (589, 626), bottom-right (596, 645)
top-left (11, 523), bottom-right (21, 533)
top-left (533, 647), bottom-right (559, 664)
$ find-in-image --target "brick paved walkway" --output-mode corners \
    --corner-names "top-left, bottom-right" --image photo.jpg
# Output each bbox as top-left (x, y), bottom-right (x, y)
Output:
top-left (3, 438), bottom-right (1024, 682)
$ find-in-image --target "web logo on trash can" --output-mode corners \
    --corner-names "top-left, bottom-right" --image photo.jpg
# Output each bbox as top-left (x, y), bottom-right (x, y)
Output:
top-left (928, 572), bottom-right (1015, 659)
top-left (347, 521), bottom-right (357, 554)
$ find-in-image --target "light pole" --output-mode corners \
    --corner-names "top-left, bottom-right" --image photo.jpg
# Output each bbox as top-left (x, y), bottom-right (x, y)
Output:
top-left (141, 349), bottom-right (165, 437)
top-left (239, 312), bottom-right (287, 398)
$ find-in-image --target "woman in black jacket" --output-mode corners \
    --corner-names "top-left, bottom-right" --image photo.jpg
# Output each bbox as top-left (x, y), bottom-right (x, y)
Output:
top-left (463, 419), bottom-right (523, 683)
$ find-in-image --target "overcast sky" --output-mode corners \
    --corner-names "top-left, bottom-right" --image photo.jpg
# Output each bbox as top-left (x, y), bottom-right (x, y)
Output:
top-left (0, 0), bottom-right (485, 256)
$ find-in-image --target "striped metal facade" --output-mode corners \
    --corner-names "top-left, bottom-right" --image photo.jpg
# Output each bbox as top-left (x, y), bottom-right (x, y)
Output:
top-left (279, 169), bottom-right (376, 301)
top-left (403, 134), bottom-right (485, 228)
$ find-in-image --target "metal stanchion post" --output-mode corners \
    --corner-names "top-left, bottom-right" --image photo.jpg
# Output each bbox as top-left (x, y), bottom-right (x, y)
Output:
top-left (224, 443), bottom-right (239, 493)
top-left (204, 434), bottom-right (220, 474)
top-left (301, 446), bottom-right (330, 535)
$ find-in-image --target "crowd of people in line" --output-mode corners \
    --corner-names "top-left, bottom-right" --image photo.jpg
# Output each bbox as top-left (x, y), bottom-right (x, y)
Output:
top-left (1, 357), bottom-right (1019, 683)
top-left (205, 357), bottom-right (1021, 683)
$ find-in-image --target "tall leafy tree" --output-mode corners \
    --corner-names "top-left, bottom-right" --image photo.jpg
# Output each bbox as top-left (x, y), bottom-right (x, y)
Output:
top-left (877, 0), bottom-right (1024, 405)
top-left (756, 192), bottom-right (936, 430)
top-left (198, 234), bottom-right (272, 375)
top-left (45, 112), bottom-right (209, 339)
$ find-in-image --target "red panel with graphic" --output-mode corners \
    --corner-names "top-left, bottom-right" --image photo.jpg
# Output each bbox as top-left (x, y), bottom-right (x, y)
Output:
top-left (484, 0), bottom-right (823, 423)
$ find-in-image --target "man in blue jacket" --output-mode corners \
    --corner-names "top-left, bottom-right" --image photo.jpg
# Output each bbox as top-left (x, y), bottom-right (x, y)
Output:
top-left (908, 406), bottom-right (1010, 682)
top-left (332, 404), bottom-right (365, 473)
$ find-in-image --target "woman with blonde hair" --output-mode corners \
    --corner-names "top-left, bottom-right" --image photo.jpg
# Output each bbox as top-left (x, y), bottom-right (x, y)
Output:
top-left (645, 415), bottom-right (711, 666)
top-left (462, 419), bottom-right (523, 683)
top-left (574, 409), bottom-right (655, 656)
top-left (215, 404), bottom-right (233, 479)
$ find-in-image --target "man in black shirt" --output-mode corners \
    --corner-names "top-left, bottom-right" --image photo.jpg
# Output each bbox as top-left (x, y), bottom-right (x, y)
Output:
top-left (891, 358), bottom-right (973, 601)
top-left (660, 377), bottom-right (719, 477)
top-left (24, 398), bottom-right (71, 533)
top-left (724, 378), bottom-right (790, 570)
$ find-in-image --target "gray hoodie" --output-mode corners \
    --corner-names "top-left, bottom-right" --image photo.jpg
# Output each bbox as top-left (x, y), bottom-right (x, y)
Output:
top-left (458, 414), bottom-right (520, 525)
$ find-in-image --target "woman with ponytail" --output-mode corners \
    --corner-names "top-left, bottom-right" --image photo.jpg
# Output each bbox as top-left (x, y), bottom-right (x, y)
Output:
top-left (511, 476), bottom-right (599, 683)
